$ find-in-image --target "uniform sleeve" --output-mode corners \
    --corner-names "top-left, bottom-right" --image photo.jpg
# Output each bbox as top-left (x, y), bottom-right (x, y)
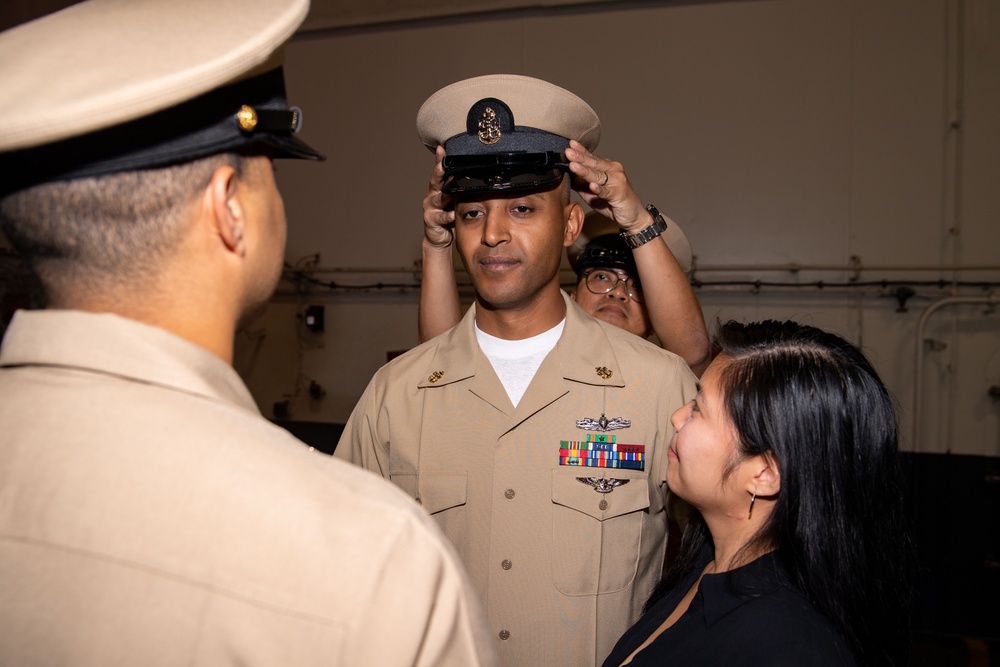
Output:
top-left (341, 509), bottom-right (498, 667)
top-left (334, 373), bottom-right (390, 479)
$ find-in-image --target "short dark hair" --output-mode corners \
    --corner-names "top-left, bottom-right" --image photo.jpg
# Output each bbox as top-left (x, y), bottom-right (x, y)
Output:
top-left (650, 320), bottom-right (912, 666)
top-left (0, 153), bottom-right (245, 300)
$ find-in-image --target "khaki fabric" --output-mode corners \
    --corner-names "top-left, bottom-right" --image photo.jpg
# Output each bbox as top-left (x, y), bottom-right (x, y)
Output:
top-left (336, 293), bottom-right (697, 667)
top-left (0, 310), bottom-right (496, 667)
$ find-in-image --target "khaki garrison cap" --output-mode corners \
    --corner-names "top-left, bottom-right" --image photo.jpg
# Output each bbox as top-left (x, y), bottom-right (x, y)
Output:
top-left (569, 210), bottom-right (694, 277)
top-left (416, 74), bottom-right (600, 195)
top-left (0, 0), bottom-right (323, 192)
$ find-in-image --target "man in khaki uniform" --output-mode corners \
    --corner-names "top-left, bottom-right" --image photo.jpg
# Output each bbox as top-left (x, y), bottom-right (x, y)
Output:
top-left (0, 2), bottom-right (495, 665)
top-left (335, 75), bottom-right (697, 667)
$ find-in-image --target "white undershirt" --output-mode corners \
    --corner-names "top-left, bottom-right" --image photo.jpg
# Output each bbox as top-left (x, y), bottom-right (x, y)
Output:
top-left (475, 319), bottom-right (565, 408)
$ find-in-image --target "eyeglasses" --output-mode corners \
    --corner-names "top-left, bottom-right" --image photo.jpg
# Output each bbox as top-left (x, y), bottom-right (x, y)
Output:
top-left (583, 269), bottom-right (644, 304)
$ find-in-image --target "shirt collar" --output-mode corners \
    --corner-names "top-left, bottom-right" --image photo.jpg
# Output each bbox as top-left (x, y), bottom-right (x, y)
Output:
top-left (696, 549), bottom-right (786, 628)
top-left (417, 291), bottom-right (627, 389)
top-left (0, 309), bottom-right (260, 414)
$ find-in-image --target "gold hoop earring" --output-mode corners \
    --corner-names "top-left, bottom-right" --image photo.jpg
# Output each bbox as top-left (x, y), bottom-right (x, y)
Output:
top-left (748, 492), bottom-right (756, 520)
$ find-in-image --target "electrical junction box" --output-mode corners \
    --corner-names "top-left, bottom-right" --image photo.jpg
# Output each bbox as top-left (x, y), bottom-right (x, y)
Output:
top-left (304, 305), bottom-right (324, 332)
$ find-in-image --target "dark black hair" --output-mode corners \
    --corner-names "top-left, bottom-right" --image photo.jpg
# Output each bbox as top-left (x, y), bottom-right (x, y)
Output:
top-left (648, 320), bottom-right (912, 666)
top-left (0, 152), bottom-right (247, 301)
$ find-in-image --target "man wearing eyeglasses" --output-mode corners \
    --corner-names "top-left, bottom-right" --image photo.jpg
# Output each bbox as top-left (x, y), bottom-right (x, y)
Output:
top-left (569, 207), bottom-right (694, 341)
top-left (336, 74), bottom-right (698, 667)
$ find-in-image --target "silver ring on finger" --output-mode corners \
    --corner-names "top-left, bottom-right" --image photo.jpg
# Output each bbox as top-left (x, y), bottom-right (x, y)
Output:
top-left (599, 171), bottom-right (609, 186)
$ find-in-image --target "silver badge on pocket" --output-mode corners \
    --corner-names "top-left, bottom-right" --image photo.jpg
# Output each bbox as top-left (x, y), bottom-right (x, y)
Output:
top-left (576, 413), bottom-right (631, 432)
top-left (576, 477), bottom-right (631, 494)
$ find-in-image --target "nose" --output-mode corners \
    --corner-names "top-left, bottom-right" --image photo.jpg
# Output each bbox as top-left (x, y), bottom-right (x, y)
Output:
top-left (670, 401), bottom-right (692, 431)
top-left (606, 279), bottom-right (629, 301)
top-left (481, 207), bottom-right (511, 248)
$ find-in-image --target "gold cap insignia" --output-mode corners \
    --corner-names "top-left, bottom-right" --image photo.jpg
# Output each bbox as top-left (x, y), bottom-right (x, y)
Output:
top-left (595, 366), bottom-right (613, 380)
top-left (428, 370), bottom-right (445, 383)
top-left (477, 107), bottom-right (501, 145)
top-left (236, 105), bottom-right (258, 132)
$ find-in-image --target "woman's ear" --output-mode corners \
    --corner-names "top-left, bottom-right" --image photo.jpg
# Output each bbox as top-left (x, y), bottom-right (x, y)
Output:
top-left (207, 165), bottom-right (245, 255)
top-left (750, 450), bottom-right (781, 497)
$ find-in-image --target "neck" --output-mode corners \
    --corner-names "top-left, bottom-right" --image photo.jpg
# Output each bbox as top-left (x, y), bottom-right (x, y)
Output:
top-left (474, 284), bottom-right (567, 340)
top-left (702, 503), bottom-right (773, 573)
top-left (48, 280), bottom-right (239, 365)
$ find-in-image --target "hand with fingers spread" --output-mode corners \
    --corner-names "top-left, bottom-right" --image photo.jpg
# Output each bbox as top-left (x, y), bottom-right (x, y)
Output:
top-left (565, 139), bottom-right (653, 233)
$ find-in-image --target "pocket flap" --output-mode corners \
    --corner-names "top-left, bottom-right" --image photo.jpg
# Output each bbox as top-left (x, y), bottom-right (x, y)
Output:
top-left (419, 472), bottom-right (468, 515)
top-left (552, 470), bottom-right (649, 521)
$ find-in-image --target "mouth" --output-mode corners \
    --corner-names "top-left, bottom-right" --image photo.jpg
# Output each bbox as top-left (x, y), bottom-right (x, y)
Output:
top-left (478, 256), bottom-right (519, 272)
top-left (596, 304), bottom-right (627, 318)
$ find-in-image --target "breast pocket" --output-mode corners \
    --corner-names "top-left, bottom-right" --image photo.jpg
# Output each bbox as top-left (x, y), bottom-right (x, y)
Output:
top-left (550, 469), bottom-right (650, 596)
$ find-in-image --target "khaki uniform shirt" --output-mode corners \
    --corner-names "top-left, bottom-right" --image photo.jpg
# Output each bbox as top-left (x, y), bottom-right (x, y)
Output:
top-left (336, 294), bottom-right (697, 666)
top-left (0, 310), bottom-right (496, 667)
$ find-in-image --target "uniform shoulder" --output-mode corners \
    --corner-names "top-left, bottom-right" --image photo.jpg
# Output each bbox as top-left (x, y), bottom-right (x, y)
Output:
top-left (367, 333), bottom-right (443, 382)
top-left (596, 317), bottom-right (693, 370)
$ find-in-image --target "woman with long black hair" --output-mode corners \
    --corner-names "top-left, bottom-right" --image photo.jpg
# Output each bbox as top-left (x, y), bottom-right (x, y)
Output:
top-left (603, 320), bottom-right (911, 666)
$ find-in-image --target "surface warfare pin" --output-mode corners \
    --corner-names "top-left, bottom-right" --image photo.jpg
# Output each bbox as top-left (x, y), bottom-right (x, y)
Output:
top-left (576, 413), bottom-right (631, 432)
top-left (576, 477), bottom-right (630, 494)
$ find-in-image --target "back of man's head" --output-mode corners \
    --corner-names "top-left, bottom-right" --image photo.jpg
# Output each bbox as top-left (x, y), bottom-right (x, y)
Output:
top-left (0, 0), bottom-right (323, 307)
top-left (1, 154), bottom-right (245, 301)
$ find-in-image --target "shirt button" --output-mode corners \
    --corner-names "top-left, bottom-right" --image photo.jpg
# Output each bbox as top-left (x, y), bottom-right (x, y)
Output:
top-left (499, 630), bottom-right (510, 640)
top-left (599, 499), bottom-right (609, 511)
top-left (504, 488), bottom-right (515, 499)
top-left (501, 559), bottom-right (512, 570)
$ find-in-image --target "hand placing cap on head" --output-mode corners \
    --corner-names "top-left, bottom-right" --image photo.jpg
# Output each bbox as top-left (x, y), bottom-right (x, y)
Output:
top-left (416, 74), bottom-right (600, 195)
top-left (0, 0), bottom-right (324, 193)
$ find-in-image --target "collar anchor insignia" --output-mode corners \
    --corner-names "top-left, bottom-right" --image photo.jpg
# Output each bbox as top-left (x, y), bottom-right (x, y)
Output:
top-left (576, 413), bottom-right (631, 431)
top-left (577, 477), bottom-right (630, 494)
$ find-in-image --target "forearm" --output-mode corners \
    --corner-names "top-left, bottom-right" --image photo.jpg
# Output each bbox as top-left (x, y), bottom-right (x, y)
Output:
top-left (632, 232), bottom-right (710, 376)
top-left (418, 238), bottom-right (462, 343)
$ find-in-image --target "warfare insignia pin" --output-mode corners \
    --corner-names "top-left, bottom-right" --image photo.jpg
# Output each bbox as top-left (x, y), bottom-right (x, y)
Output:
top-left (428, 370), bottom-right (445, 383)
top-left (576, 477), bottom-right (631, 494)
top-left (576, 413), bottom-right (631, 432)
top-left (595, 366), bottom-right (613, 380)
top-left (478, 107), bottom-right (501, 145)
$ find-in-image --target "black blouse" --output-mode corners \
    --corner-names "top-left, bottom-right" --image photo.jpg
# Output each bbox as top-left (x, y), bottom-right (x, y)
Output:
top-left (602, 548), bottom-right (857, 666)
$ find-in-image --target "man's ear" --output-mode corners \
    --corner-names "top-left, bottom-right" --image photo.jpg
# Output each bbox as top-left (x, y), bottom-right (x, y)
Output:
top-left (563, 200), bottom-right (584, 247)
top-left (749, 450), bottom-right (781, 497)
top-left (207, 165), bottom-right (245, 255)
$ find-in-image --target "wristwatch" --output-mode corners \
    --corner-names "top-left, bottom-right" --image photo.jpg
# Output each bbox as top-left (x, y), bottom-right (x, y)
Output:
top-left (620, 204), bottom-right (668, 249)
top-left (618, 204), bottom-right (667, 248)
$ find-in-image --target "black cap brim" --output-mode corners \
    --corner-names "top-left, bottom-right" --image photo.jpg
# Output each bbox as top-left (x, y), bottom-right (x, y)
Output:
top-left (1, 68), bottom-right (323, 193)
top-left (442, 151), bottom-right (568, 195)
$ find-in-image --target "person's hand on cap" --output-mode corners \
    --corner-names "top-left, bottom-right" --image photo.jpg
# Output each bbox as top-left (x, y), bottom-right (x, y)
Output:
top-left (423, 146), bottom-right (456, 250)
top-left (566, 139), bottom-right (652, 234)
